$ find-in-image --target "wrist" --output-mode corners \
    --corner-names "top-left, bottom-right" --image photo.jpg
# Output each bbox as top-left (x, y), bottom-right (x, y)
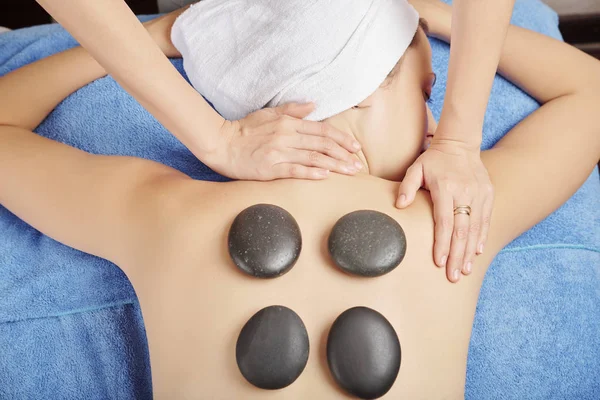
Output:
top-left (436, 101), bottom-right (484, 146)
top-left (429, 137), bottom-right (481, 155)
top-left (187, 117), bottom-right (233, 173)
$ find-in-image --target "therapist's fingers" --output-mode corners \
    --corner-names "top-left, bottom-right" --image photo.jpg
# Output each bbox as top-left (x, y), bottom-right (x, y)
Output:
top-left (230, 103), bottom-right (362, 181)
top-left (461, 199), bottom-right (483, 276)
top-left (282, 147), bottom-right (360, 176)
top-left (271, 163), bottom-right (330, 180)
top-left (396, 162), bottom-right (424, 208)
top-left (273, 102), bottom-right (315, 119)
top-left (274, 102), bottom-right (362, 154)
top-left (289, 134), bottom-right (360, 169)
top-left (295, 118), bottom-right (362, 155)
top-left (252, 120), bottom-right (360, 175)
top-left (431, 188), bottom-right (454, 269)
top-left (446, 203), bottom-right (471, 283)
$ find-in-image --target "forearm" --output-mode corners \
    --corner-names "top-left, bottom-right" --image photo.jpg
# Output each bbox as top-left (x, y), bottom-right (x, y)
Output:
top-left (0, 126), bottom-right (131, 262)
top-left (0, 32), bottom-right (191, 264)
top-left (498, 28), bottom-right (600, 102)
top-left (489, 25), bottom-right (600, 231)
top-left (458, 15), bottom-right (600, 242)
top-left (483, 95), bottom-right (600, 245)
top-left (438, 0), bottom-right (515, 145)
top-left (0, 125), bottom-right (184, 265)
top-left (36, 0), bottom-right (225, 155)
top-left (429, 3), bottom-right (600, 103)
top-left (0, 47), bottom-right (106, 130)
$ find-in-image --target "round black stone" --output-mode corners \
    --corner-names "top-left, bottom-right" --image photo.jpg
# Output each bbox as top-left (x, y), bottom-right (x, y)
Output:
top-left (228, 204), bottom-right (302, 278)
top-left (327, 307), bottom-right (401, 399)
top-left (328, 210), bottom-right (406, 277)
top-left (236, 305), bottom-right (310, 390)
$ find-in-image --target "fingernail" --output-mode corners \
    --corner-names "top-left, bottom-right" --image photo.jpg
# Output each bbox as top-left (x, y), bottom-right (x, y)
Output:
top-left (478, 243), bottom-right (484, 254)
top-left (346, 164), bottom-right (358, 173)
top-left (441, 255), bottom-right (447, 267)
top-left (452, 269), bottom-right (460, 281)
top-left (353, 141), bottom-right (361, 150)
top-left (465, 262), bottom-right (472, 274)
top-left (399, 194), bottom-right (407, 205)
top-left (354, 161), bottom-right (363, 170)
top-left (317, 169), bottom-right (329, 178)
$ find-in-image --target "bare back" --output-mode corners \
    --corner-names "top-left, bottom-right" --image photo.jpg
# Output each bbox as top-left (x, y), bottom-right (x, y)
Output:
top-left (127, 174), bottom-right (497, 399)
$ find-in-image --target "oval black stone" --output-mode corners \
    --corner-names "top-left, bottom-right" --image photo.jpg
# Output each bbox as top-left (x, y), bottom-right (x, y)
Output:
top-left (236, 305), bottom-right (310, 390)
top-left (228, 204), bottom-right (302, 278)
top-left (328, 210), bottom-right (406, 277)
top-left (327, 307), bottom-right (401, 399)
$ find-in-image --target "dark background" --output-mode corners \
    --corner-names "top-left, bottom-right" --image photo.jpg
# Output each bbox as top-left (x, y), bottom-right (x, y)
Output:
top-left (1, 0), bottom-right (598, 59)
top-left (0, 0), bottom-right (158, 30)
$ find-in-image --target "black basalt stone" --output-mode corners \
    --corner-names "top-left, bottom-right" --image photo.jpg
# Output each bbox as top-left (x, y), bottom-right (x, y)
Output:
top-left (327, 307), bottom-right (401, 399)
top-left (328, 210), bottom-right (406, 277)
top-left (236, 305), bottom-right (310, 390)
top-left (228, 204), bottom-right (302, 278)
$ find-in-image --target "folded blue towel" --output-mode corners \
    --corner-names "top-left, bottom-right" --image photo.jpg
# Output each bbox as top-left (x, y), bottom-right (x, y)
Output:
top-left (0, 1), bottom-right (598, 398)
top-left (469, 248), bottom-right (600, 398)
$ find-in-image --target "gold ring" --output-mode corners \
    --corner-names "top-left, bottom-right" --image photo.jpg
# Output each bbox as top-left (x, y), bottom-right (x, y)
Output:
top-left (453, 205), bottom-right (472, 216)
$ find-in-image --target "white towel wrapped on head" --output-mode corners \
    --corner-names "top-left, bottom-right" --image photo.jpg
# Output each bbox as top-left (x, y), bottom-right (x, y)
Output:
top-left (171, 0), bottom-right (419, 121)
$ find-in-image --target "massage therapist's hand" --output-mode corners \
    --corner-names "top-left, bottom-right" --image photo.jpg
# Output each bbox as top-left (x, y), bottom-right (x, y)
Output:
top-left (144, 10), bottom-right (361, 181)
top-left (402, 0), bottom-right (512, 282)
top-left (215, 103), bottom-right (363, 180)
top-left (397, 138), bottom-right (494, 283)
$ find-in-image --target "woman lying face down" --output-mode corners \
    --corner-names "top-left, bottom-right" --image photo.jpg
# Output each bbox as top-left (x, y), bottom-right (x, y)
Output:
top-left (172, 0), bottom-right (437, 183)
top-left (0, 0), bottom-right (599, 398)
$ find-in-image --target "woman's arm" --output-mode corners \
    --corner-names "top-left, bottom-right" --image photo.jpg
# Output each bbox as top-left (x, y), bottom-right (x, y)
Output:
top-left (35, 0), bottom-right (223, 153)
top-left (398, 0), bottom-right (515, 282)
top-left (0, 45), bottom-right (188, 266)
top-left (35, 0), bottom-right (362, 180)
top-left (0, 10), bottom-right (185, 130)
top-left (484, 31), bottom-right (600, 245)
top-left (0, 126), bottom-right (183, 267)
top-left (423, 1), bottom-right (600, 249)
top-left (0, 47), bottom-right (105, 130)
top-left (440, 0), bottom-right (515, 145)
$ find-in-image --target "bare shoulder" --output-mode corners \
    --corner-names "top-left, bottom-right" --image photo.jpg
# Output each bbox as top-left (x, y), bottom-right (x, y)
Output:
top-left (113, 163), bottom-right (219, 273)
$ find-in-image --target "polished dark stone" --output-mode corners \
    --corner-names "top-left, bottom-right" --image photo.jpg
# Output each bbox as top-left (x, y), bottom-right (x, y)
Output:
top-left (228, 204), bottom-right (302, 278)
top-left (236, 305), bottom-right (310, 390)
top-left (328, 210), bottom-right (406, 277)
top-left (327, 306), bottom-right (401, 399)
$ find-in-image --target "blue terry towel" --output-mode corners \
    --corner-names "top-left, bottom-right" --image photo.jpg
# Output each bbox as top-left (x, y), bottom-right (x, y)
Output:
top-left (0, 1), bottom-right (598, 398)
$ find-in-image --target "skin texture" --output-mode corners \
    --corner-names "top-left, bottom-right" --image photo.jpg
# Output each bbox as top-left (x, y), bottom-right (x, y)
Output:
top-left (1, 3), bottom-right (600, 398)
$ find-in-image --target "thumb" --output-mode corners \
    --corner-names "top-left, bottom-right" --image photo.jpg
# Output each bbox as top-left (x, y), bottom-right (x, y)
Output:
top-left (274, 102), bottom-right (315, 119)
top-left (396, 163), bottom-right (424, 208)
